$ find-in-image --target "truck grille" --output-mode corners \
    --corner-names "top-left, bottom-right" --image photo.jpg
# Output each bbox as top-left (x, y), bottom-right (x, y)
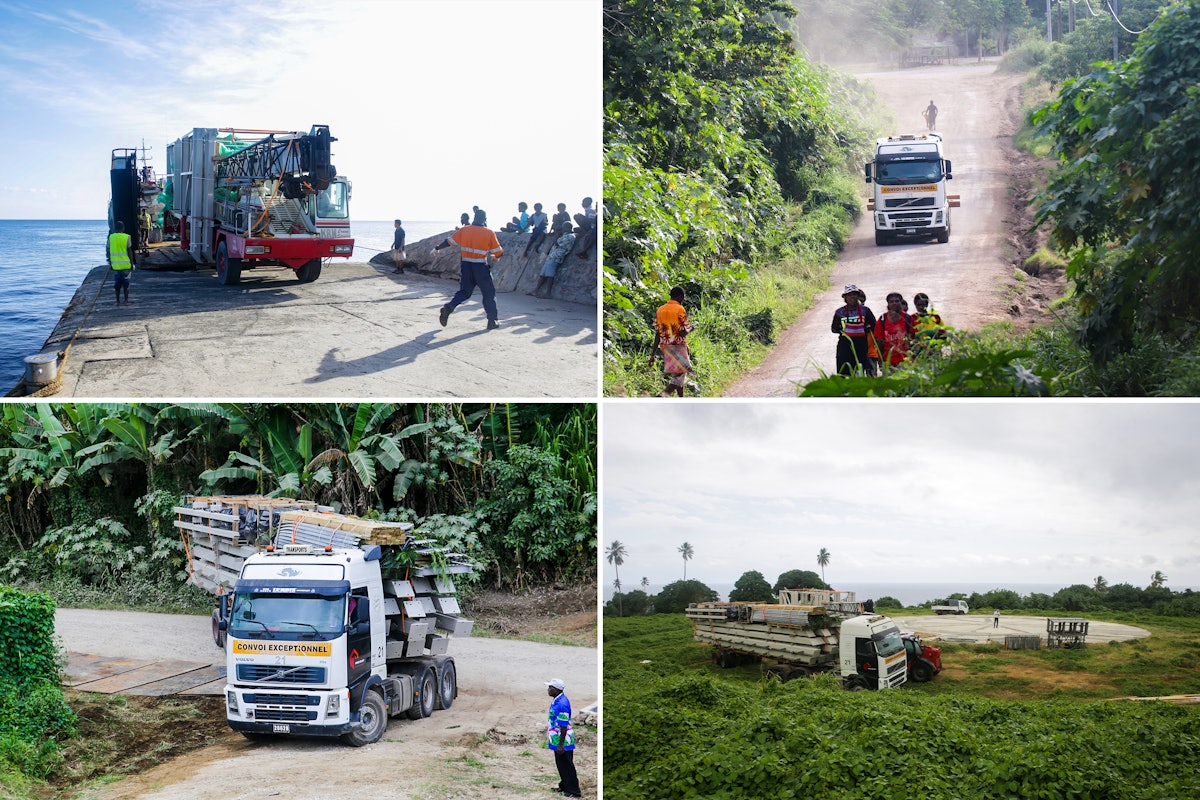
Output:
top-left (884, 197), bottom-right (935, 209)
top-left (243, 693), bottom-right (320, 706)
top-left (237, 664), bottom-right (326, 684)
top-left (888, 660), bottom-right (907, 676)
top-left (886, 212), bottom-right (934, 227)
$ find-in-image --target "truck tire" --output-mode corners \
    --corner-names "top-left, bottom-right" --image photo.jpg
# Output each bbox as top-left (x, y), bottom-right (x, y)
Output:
top-left (875, 231), bottom-right (890, 246)
top-left (216, 241), bottom-right (242, 285)
top-left (911, 660), bottom-right (935, 683)
top-left (344, 688), bottom-right (387, 747)
top-left (936, 228), bottom-right (950, 244)
top-left (211, 609), bottom-right (225, 649)
top-left (843, 675), bottom-right (868, 691)
top-left (437, 661), bottom-right (457, 710)
top-left (405, 667), bottom-right (436, 720)
top-left (296, 258), bottom-right (322, 283)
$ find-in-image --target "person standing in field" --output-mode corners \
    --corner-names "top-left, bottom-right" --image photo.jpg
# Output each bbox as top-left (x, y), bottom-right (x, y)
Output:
top-left (994, 609), bottom-right (1000, 629)
top-left (545, 678), bottom-right (581, 798)
top-left (649, 285), bottom-right (695, 397)
top-left (874, 292), bottom-right (915, 368)
top-left (831, 285), bottom-right (876, 376)
top-left (432, 208), bottom-right (504, 330)
top-left (107, 220), bottom-right (135, 305)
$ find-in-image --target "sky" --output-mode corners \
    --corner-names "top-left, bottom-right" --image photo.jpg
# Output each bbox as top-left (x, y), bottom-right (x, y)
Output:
top-left (0, 0), bottom-right (600, 223)
top-left (603, 402), bottom-right (1200, 594)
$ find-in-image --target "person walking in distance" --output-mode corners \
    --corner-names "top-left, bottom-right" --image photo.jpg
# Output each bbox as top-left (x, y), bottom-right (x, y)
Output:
top-left (993, 609), bottom-right (1000, 629)
top-left (107, 220), bottom-right (135, 305)
top-left (923, 100), bottom-right (939, 131)
top-left (545, 678), bottom-right (581, 798)
top-left (831, 284), bottom-right (877, 376)
top-left (432, 208), bottom-right (504, 330)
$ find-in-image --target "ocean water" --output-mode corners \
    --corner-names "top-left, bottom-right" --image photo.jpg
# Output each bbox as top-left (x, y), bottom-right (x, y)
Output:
top-left (0, 219), bottom-right (452, 392)
top-left (604, 581), bottom-right (1075, 607)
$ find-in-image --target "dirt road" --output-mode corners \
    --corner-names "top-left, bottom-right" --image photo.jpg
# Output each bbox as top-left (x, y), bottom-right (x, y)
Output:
top-left (58, 609), bottom-right (598, 800)
top-left (726, 62), bottom-right (1028, 395)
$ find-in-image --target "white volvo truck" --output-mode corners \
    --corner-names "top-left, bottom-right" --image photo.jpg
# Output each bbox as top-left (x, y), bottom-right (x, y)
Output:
top-left (865, 133), bottom-right (960, 246)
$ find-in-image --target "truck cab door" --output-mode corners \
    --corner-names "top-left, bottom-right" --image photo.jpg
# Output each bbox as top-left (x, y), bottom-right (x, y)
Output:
top-left (855, 637), bottom-right (879, 689)
top-left (347, 592), bottom-right (372, 690)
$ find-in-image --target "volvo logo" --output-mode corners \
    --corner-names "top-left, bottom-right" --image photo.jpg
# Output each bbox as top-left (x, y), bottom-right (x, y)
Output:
top-left (278, 567), bottom-right (300, 577)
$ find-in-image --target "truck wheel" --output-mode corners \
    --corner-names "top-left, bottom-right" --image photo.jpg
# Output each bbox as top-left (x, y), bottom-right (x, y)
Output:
top-left (211, 609), bottom-right (225, 648)
top-left (936, 228), bottom-right (950, 244)
top-left (296, 258), bottom-right (322, 283)
top-left (216, 241), bottom-right (242, 285)
top-left (843, 675), bottom-right (868, 691)
top-left (875, 231), bottom-right (890, 246)
top-left (344, 688), bottom-right (387, 747)
top-left (437, 661), bottom-right (457, 710)
top-left (911, 661), bottom-right (935, 683)
top-left (406, 667), bottom-right (436, 720)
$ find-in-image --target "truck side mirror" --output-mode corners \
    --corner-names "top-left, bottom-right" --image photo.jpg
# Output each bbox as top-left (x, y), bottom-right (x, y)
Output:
top-left (944, 160), bottom-right (952, 179)
top-left (864, 163), bottom-right (873, 183)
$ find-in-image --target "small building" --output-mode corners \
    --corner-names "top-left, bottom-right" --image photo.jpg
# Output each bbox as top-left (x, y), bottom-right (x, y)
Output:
top-left (1046, 617), bottom-right (1089, 649)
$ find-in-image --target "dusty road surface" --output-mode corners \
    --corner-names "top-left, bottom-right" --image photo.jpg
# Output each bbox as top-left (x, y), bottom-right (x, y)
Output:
top-left (892, 614), bottom-right (1151, 644)
top-left (726, 62), bottom-right (1029, 396)
top-left (58, 609), bottom-right (598, 800)
top-left (37, 259), bottom-right (597, 399)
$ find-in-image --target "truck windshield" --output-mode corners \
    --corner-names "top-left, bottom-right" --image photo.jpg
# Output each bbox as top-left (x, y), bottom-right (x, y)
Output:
top-left (875, 159), bottom-right (942, 185)
top-left (315, 181), bottom-right (350, 220)
top-left (873, 628), bottom-right (904, 658)
top-left (229, 593), bottom-right (346, 639)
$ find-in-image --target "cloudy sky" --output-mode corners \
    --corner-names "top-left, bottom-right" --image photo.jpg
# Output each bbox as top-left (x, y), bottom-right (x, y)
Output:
top-left (603, 402), bottom-right (1200, 594)
top-left (0, 0), bottom-right (599, 223)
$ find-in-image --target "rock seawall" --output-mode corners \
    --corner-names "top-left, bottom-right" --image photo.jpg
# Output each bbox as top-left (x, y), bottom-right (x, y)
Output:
top-left (370, 230), bottom-right (596, 306)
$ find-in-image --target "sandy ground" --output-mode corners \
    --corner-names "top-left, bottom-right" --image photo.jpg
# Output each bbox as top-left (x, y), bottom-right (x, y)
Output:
top-left (57, 609), bottom-right (598, 800)
top-left (35, 259), bottom-right (597, 399)
top-left (726, 62), bottom-right (1030, 395)
top-left (892, 613), bottom-right (1150, 644)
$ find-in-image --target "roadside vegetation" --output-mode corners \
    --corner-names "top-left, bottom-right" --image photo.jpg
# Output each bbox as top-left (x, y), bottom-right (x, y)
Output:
top-left (603, 0), bottom-right (1200, 396)
top-left (0, 403), bottom-right (597, 797)
top-left (604, 612), bottom-right (1200, 799)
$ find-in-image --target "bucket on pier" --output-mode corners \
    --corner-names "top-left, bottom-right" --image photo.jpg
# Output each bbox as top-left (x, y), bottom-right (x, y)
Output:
top-left (23, 353), bottom-right (60, 385)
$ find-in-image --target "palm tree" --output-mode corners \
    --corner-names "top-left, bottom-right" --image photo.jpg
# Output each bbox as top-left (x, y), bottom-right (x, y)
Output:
top-left (606, 540), bottom-right (628, 616)
top-left (1150, 570), bottom-right (1167, 589)
top-left (641, 576), bottom-right (650, 591)
top-left (1093, 575), bottom-right (1108, 593)
top-left (817, 547), bottom-right (831, 585)
top-left (679, 541), bottom-right (694, 579)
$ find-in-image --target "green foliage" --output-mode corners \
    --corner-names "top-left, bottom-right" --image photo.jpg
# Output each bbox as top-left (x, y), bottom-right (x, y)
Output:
top-left (652, 580), bottom-right (719, 614)
top-left (604, 614), bottom-right (1200, 800)
top-left (1033, 0), bottom-right (1200, 362)
top-left (728, 570), bottom-right (774, 602)
top-left (476, 445), bottom-right (596, 589)
top-left (874, 595), bottom-right (903, 609)
top-left (0, 588), bottom-right (75, 781)
top-left (773, 569), bottom-right (827, 592)
top-left (605, 589), bottom-right (652, 617)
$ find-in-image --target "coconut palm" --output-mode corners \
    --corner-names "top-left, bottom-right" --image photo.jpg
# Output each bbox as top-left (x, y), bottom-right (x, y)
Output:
top-left (1150, 570), bottom-right (1167, 589)
top-left (817, 547), bottom-right (831, 584)
top-left (606, 540), bottom-right (628, 616)
top-left (1093, 575), bottom-right (1108, 593)
top-left (678, 541), bottom-right (694, 579)
top-left (641, 576), bottom-right (650, 591)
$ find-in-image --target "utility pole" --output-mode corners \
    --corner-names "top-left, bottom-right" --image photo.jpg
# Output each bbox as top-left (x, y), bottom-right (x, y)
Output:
top-left (1046, 0), bottom-right (1053, 42)
top-left (1112, 0), bottom-right (1120, 59)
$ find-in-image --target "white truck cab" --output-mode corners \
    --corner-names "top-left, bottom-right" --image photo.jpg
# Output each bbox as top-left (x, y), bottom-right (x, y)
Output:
top-left (865, 133), bottom-right (958, 246)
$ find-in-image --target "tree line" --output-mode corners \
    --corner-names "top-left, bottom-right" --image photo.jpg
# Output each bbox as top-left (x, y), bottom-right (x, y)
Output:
top-left (0, 403), bottom-right (597, 603)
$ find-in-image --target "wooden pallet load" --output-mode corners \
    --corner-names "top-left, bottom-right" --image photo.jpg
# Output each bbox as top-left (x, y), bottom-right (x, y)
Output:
top-left (686, 601), bottom-right (839, 666)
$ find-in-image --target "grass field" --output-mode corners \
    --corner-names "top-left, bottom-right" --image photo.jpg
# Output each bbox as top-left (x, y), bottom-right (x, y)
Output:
top-left (603, 613), bottom-right (1200, 799)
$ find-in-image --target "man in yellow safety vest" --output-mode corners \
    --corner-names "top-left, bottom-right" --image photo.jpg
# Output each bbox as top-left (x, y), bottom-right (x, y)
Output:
top-left (107, 221), bottom-right (135, 305)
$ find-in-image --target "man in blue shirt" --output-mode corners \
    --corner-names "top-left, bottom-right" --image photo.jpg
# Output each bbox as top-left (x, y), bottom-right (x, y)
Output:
top-left (545, 678), bottom-right (580, 797)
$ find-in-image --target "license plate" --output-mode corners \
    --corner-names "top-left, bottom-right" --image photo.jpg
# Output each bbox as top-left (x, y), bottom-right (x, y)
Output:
top-left (272, 724), bottom-right (291, 733)
top-left (905, 228), bottom-right (917, 234)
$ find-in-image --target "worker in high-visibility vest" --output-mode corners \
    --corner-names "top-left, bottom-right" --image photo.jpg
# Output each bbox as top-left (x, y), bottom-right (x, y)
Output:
top-left (432, 208), bottom-right (504, 330)
top-left (107, 220), bottom-right (135, 305)
top-left (138, 208), bottom-right (152, 248)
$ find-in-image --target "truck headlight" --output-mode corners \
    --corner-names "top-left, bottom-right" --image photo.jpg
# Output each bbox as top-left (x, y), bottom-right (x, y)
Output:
top-left (326, 693), bottom-right (341, 715)
top-left (226, 690), bottom-right (239, 713)
top-left (331, 244), bottom-right (353, 254)
top-left (245, 245), bottom-right (269, 254)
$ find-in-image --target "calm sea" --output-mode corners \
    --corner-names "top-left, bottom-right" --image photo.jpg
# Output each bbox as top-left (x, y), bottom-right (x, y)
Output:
top-left (604, 581), bottom-right (1078, 606)
top-left (0, 219), bottom-right (452, 392)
